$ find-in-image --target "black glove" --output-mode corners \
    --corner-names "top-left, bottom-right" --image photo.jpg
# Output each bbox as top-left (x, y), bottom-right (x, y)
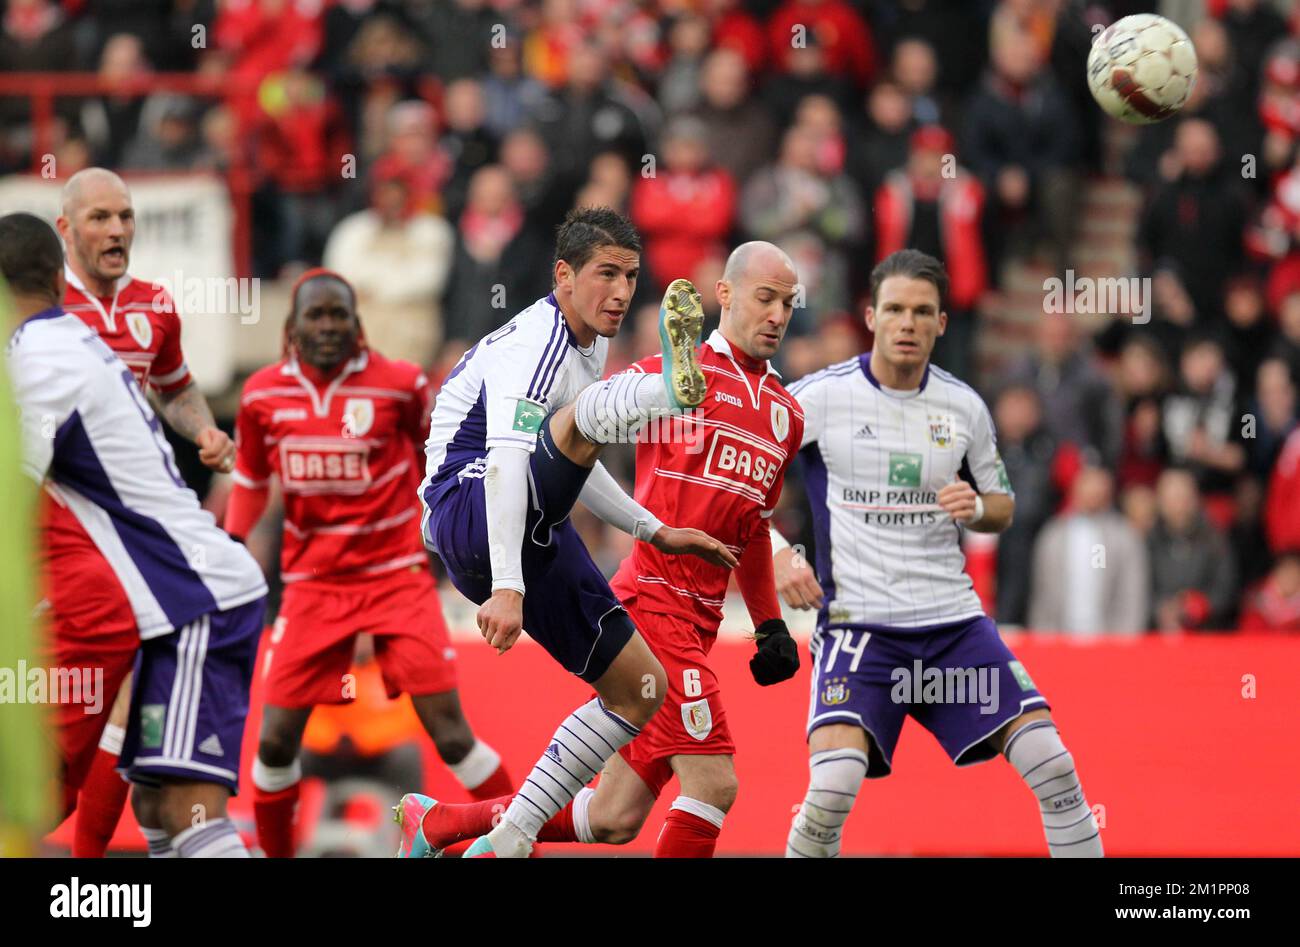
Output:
top-left (750, 619), bottom-right (799, 686)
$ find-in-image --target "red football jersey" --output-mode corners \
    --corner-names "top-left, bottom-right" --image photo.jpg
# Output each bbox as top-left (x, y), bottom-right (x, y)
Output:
top-left (609, 330), bottom-right (804, 631)
top-left (62, 266), bottom-right (192, 393)
top-left (233, 348), bottom-right (432, 583)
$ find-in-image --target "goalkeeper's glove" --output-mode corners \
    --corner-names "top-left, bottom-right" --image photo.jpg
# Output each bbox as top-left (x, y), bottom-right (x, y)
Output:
top-left (749, 619), bottom-right (799, 686)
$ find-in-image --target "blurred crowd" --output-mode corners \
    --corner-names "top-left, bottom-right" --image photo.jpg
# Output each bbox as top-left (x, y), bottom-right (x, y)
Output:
top-left (2, 0), bottom-right (1299, 633)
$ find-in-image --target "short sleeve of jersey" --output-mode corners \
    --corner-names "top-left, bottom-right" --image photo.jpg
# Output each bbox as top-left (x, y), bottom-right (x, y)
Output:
top-left (964, 394), bottom-right (1014, 497)
top-left (483, 319), bottom-right (565, 452)
top-left (787, 373), bottom-right (826, 448)
top-left (148, 292), bottom-right (192, 393)
top-left (764, 402), bottom-right (804, 516)
top-left (233, 384), bottom-right (272, 488)
top-left (7, 327), bottom-right (86, 482)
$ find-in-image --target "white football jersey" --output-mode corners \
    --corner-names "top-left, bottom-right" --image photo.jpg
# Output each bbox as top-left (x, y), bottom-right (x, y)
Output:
top-left (788, 354), bottom-right (1013, 630)
top-left (422, 294), bottom-right (608, 493)
top-left (8, 308), bottom-right (267, 639)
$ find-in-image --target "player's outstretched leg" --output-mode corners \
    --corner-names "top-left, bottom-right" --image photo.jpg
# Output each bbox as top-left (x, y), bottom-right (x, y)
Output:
top-left (562, 278), bottom-right (707, 453)
top-left (252, 704), bottom-right (312, 858)
top-left (1000, 712), bottom-right (1103, 857)
top-left (72, 677), bottom-right (133, 857)
top-left (461, 633), bottom-right (666, 858)
top-left (786, 725), bottom-right (870, 858)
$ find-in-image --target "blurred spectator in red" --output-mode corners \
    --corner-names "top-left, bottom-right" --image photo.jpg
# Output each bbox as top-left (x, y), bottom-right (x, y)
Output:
top-left (1239, 551), bottom-right (1300, 632)
top-left (961, 26), bottom-right (1080, 277)
top-left (216, 0), bottom-right (323, 122)
top-left (0, 0), bottom-right (75, 171)
top-left (1246, 149), bottom-right (1300, 293)
top-left (410, 0), bottom-right (496, 82)
top-left (767, 0), bottom-right (875, 91)
top-left (1265, 423), bottom-right (1300, 554)
top-left (1006, 311), bottom-right (1122, 469)
top-left (79, 32), bottom-right (151, 167)
top-left (848, 81), bottom-right (916, 210)
top-left (891, 37), bottom-right (942, 126)
top-left (482, 31), bottom-right (548, 139)
top-left (692, 47), bottom-right (775, 189)
top-left (523, 0), bottom-right (585, 89)
top-left (1114, 336), bottom-right (1170, 491)
top-left (992, 384), bottom-right (1059, 625)
top-left (1138, 119), bottom-right (1250, 324)
top-left (438, 78), bottom-right (499, 222)
top-left (1161, 334), bottom-right (1246, 506)
top-left (443, 165), bottom-right (549, 344)
top-left (323, 172), bottom-right (454, 371)
top-left (1150, 467), bottom-right (1239, 632)
top-left (702, 0), bottom-right (766, 75)
top-left (875, 125), bottom-right (986, 380)
top-left (631, 116), bottom-right (735, 295)
top-left (658, 12), bottom-right (712, 116)
top-left (254, 66), bottom-right (351, 272)
top-left (1247, 357), bottom-right (1297, 477)
top-left (532, 41), bottom-right (649, 183)
top-left (369, 100), bottom-right (450, 216)
top-left (1259, 41), bottom-right (1300, 180)
top-left (741, 122), bottom-right (865, 326)
top-left (1029, 465), bottom-right (1149, 636)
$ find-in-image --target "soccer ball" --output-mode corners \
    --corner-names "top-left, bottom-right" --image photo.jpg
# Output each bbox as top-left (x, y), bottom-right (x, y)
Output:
top-left (1087, 14), bottom-right (1198, 125)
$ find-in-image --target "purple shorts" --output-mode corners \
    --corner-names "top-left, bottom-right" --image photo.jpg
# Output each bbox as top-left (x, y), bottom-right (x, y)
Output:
top-left (119, 597), bottom-right (265, 793)
top-left (807, 615), bottom-right (1049, 777)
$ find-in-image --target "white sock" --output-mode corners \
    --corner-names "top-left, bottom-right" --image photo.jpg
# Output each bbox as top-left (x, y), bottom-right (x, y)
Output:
top-left (447, 740), bottom-right (502, 792)
top-left (140, 826), bottom-right (176, 858)
top-left (573, 372), bottom-right (672, 444)
top-left (252, 757), bottom-right (301, 793)
top-left (786, 748), bottom-right (868, 858)
top-left (172, 818), bottom-right (250, 858)
top-left (496, 698), bottom-right (640, 856)
top-left (668, 796), bottom-right (725, 829)
top-left (572, 786), bottom-right (596, 844)
top-left (98, 722), bottom-right (125, 756)
top-left (1004, 720), bottom-right (1104, 858)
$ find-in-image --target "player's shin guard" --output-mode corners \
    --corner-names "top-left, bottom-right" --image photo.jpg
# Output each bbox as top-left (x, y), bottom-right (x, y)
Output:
top-left (447, 740), bottom-right (513, 801)
top-left (490, 699), bottom-right (638, 857)
top-left (172, 818), bottom-right (250, 858)
top-left (252, 758), bottom-right (301, 858)
top-left (785, 748), bottom-right (868, 858)
top-left (573, 372), bottom-right (673, 445)
top-left (1004, 720), bottom-right (1103, 857)
top-left (72, 723), bottom-right (129, 857)
top-left (654, 797), bottom-right (724, 858)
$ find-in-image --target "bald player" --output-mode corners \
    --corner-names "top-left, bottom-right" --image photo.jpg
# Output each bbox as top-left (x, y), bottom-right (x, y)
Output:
top-left (406, 242), bottom-right (804, 857)
top-left (46, 168), bottom-right (235, 856)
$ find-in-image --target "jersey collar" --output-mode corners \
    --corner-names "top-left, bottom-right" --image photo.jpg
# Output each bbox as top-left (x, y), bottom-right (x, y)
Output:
top-left (64, 264), bottom-right (132, 332)
top-left (547, 292), bottom-right (597, 356)
top-left (860, 351), bottom-right (929, 394)
top-left (705, 330), bottom-right (780, 378)
top-left (19, 305), bottom-right (66, 326)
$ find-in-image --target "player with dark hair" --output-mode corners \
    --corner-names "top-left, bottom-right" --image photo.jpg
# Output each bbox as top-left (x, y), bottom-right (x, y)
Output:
top-left (396, 206), bottom-right (739, 858)
top-left (224, 267), bottom-right (513, 857)
top-left (774, 248), bottom-right (1103, 858)
top-left (3, 211), bottom-right (268, 857)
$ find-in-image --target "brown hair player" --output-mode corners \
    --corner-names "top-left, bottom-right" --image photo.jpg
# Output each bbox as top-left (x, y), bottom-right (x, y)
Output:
top-left (224, 268), bottom-right (513, 857)
top-left (49, 168), bottom-right (235, 857)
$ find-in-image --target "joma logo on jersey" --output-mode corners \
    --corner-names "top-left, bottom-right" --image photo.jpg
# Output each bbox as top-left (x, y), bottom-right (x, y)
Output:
top-left (280, 438), bottom-right (371, 492)
top-left (704, 430), bottom-right (783, 495)
top-left (714, 390), bottom-right (742, 407)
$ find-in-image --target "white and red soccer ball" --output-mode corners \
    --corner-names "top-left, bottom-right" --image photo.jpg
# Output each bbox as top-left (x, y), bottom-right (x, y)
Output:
top-left (1087, 14), bottom-right (1199, 125)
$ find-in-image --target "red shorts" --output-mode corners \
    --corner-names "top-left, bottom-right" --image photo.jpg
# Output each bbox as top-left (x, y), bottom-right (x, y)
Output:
top-left (618, 603), bottom-right (734, 797)
top-left (41, 494), bottom-right (137, 792)
top-left (262, 566), bottom-right (458, 709)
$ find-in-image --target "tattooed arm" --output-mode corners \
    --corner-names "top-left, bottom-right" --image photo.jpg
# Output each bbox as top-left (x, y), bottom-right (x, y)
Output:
top-left (153, 382), bottom-right (235, 472)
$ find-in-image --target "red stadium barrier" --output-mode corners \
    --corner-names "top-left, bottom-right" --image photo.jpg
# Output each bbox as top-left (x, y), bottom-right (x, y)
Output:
top-left (50, 632), bottom-right (1298, 856)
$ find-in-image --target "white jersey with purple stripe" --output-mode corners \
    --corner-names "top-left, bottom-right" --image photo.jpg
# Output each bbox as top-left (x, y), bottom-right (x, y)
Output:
top-left (788, 354), bottom-right (1013, 630)
top-left (421, 293), bottom-right (607, 503)
top-left (7, 308), bottom-right (267, 639)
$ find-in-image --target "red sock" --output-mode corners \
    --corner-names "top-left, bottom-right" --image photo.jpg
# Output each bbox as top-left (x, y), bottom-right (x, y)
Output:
top-left (654, 807), bottom-right (722, 858)
top-left (466, 763), bottom-right (514, 801)
top-left (537, 800), bottom-right (580, 843)
top-left (72, 748), bottom-right (129, 857)
top-left (420, 795), bottom-right (509, 849)
top-left (253, 783), bottom-right (300, 858)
